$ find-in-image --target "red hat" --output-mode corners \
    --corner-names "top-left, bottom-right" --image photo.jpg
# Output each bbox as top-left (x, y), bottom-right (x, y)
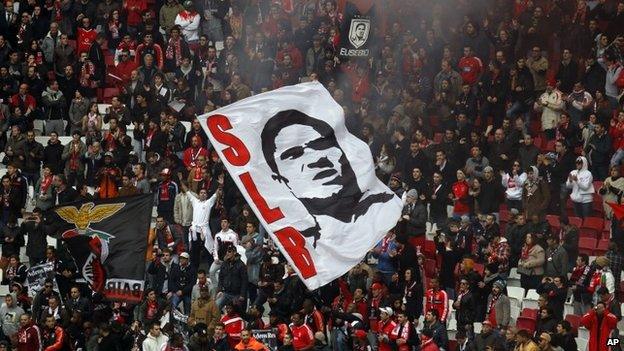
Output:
top-left (371, 282), bottom-right (383, 290)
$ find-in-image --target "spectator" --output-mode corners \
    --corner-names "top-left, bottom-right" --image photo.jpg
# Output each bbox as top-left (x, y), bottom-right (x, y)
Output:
top-left (566, 156), bottom-right (595, 218)
top-left (142, 321), bottom-right (168, 351)
top-left (581, 301), bottom-right (618, 351)
top-left (517, 233), bottom-right (545, 289)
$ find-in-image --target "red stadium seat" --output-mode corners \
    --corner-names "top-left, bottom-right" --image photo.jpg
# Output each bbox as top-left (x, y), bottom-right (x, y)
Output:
top-left (578, 237), bottom-right (597, 256)
top-left (521, 308), bottom-right (538, 320)
top-left (516, 316), bottom-right (536, 333)
top-left (569, 217), bottom-right (583, 228)
top-left (581, 217), bottom-right (604, 238)
top-left (546, 215), bottom-right (560, 228)
top-left (423, 240), bottom-right (436, 258)
top-left (564, 314), bottom-right (581, 336)
top-left (594, 239), bottom-right (609, 256)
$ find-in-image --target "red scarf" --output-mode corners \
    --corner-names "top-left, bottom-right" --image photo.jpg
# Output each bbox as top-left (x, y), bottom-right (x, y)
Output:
top-left (40, 175), bottom-right (53, 194)
top-left (487, 293), bottom-right (499, 326)
top-left (146, 300), bottom-right (158, 320)
top-left (79, 62), bottom-right (95, 87)
top-left (521, 244), bottom-right (533, 261)
top-left (166, 38), bottom-right (182, 66)
top-left (145, 128), bottom-right (156, 147)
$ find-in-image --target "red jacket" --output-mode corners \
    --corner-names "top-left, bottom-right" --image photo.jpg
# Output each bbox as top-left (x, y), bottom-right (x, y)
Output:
top-left (289, 323), bottom-right (314, 350)
top-left (609, 121), bottom-right (624, 150)
top-left (581, 309), bottom-right (617, 351)
top-left (458, 56), bottom-right (483, 86)
top-left (10, 94), bottom-right (37, 111)
top-left (17, 323), bottom-right (41, 351)
top-left (221, 313), bottom-right (245, 349)
top-left (377, 318), bottom-right (397, 351)
top-left (425, 288), bottom-right (449, 322)
top-left (43, 326), bottom-right (66, 351)
top-left (114, 60), bottom-right (138, 84)
top-left (451, 180), bottom-right (470, 215)
top-left (77, 28), bottom-right (97, 55)
top-left (124, 0), bottom-right (148, 26)
top-left (304, 309), bottom-right (325, 334)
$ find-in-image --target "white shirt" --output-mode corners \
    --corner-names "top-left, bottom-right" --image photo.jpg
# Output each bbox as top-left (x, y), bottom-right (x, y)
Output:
top-left (213, 229), bottom-right (238, 260)
top-left (188, 191), bottom-right (217, 228)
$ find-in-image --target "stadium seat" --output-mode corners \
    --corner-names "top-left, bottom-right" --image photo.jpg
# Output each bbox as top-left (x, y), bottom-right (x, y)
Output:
top-left (595, 239), bottom-right (609, 256)
top-left (576, 337), bottom-right (588, 351)
top-left (578, 327), bottom-right (589, 340)
top-left (546, 215), bottom-right (560, 228)
top-left (565, 314), bottom-right (581, 336)
top-left (569, 216), bottom-right (583, 228)
top-left (578, 237), bottom-right (597, 256)
top-left (581, 217), bottom-right (604, 238)
top-left (521, 308), bottom-right (538, 320)
top-left (507, 287), bottom-right (525, 301)
top-left (516, 316), bottom-right (536, 333)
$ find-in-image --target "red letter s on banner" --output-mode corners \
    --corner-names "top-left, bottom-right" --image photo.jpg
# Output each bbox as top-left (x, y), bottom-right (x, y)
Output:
top-left (207, 114), bottom-right (250, 166)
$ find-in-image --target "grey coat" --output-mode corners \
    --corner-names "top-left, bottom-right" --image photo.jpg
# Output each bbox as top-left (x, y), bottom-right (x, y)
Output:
top-left (544, 245), bottom-right (568, 277)
top-left (486, 293), bottom-right (510, 328)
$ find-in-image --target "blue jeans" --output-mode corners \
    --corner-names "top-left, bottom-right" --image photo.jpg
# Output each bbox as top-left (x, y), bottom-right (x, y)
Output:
top-left (171, 294), bottom-right (191, 314)
top-left (611, 149), bottom-right (624, 167)
top-left (216, 292), bottom-right (243, 310)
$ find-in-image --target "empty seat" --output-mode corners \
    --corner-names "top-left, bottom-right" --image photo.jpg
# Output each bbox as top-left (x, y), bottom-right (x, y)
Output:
top-left (581, 217), bottom-right (604, 238)
top-left (565, 314), bottom-right (581, 336)
top-left (595, 239), bottom-right (609, 256)
top-left (508, 286), bottom-right (525, 300)
top-left (579, 237), bottom-right (597, 256)
top-left (546, 215), bottom-right (560, 228)
top-left (516, 316), bottom-right (536, 333)
top-left (521, 308), bottom-right (538, 320)
top-left (576, 337), bottom-right (588, 351)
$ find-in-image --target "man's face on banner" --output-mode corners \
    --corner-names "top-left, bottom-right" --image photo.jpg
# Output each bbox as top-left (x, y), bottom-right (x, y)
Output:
top-left (274, 124), bottom-right (344, 199)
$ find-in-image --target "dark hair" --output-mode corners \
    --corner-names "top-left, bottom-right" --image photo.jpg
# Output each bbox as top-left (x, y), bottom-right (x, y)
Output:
top-left (261, 110), bottom-right (337, 179)
top-left (559, 320), bottom-right (572, 332)
top-left (578, 253), bottom-right (589, 264)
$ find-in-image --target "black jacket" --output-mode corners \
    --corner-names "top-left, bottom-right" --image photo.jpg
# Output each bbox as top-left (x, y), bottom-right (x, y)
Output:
top-left (585, 132), bottom-right (612, 166)
top-left (147, 260), bottom-right (177, 294)
top-left (21, 219), bottom-right (48, 260)
top-left (43, 140), bottom-right (64, 174)
top-left (169, 263), bottom-right (196, 296)
top-left (426, 182), bottom-right (450, 220)
top-left (455, 290), bottom-right (476, 327)
top-left (218, 258), bottom-right (247, 297)
top-left (476, 178), bottom-right (504, 214)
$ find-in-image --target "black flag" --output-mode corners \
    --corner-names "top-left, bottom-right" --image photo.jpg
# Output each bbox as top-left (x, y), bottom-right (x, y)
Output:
top-left (338, 1), bottom-right (374, 58)
top-left (48, 194), bottom-right (153, 302)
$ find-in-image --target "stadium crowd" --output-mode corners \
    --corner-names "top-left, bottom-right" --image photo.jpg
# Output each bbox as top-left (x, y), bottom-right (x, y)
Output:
top-left (1, 0), bottom-right (624, 350)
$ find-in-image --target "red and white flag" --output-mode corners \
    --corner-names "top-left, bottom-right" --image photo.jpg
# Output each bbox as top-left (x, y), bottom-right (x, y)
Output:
top-left (198, 82), bottom-right (402, 289)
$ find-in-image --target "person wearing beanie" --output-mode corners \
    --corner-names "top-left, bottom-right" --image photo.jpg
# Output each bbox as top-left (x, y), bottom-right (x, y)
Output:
top-left (589, 256), bottom-right (615, 304)
top-left (475, 262), bottom-right (501, 321)
top-left (486, 280), bottom-right (510, 328)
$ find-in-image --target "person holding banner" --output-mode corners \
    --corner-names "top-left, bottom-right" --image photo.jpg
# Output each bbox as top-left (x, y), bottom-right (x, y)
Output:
top-left (180, 174), bottom-right (223, 269)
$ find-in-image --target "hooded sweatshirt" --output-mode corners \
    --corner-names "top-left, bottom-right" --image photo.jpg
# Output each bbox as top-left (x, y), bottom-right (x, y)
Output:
top-left (566, 156), bottom-right (595, 204)
top-left (0, 297), bottom-right (24, 337)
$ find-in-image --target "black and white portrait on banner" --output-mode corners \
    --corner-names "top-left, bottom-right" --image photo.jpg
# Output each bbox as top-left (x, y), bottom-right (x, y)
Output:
top-left (348, 18), bottom-right (370, 49)
top-left (261, 109), bottom-right (395, 245)
top-left (199, 82), bottom-right (402, 289)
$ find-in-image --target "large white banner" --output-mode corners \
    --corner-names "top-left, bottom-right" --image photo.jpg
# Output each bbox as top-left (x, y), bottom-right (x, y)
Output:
top-left (198, 82), bottom-right (402, 289)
